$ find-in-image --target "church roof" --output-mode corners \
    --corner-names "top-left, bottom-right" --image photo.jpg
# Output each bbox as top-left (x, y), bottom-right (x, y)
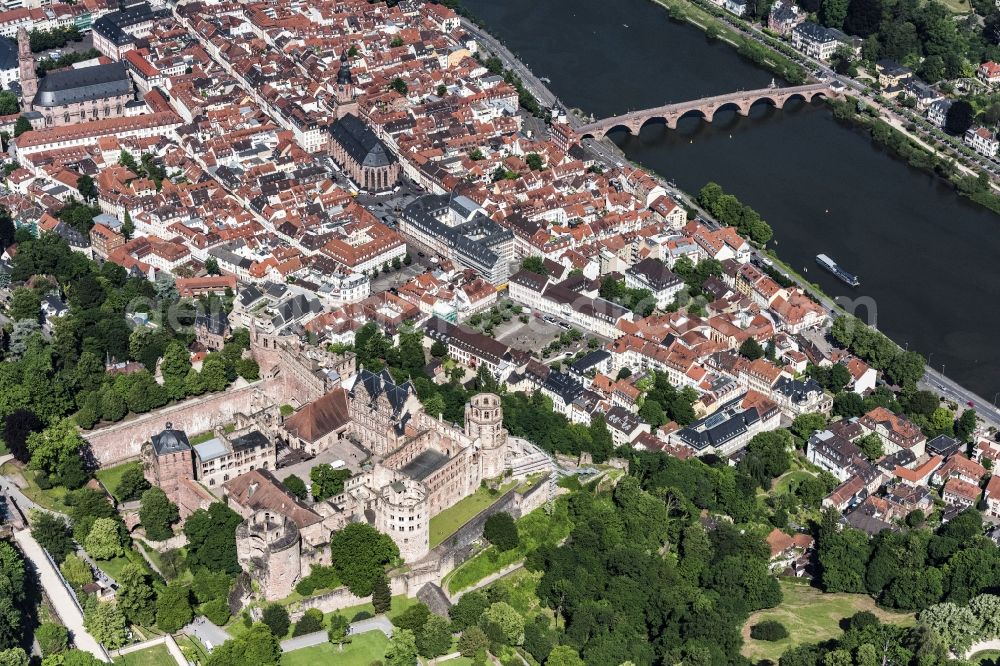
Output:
top-left (34, 62), bottom-right (131, 108)
top-left (337, 53), bottom-right (352, 85)
top-left (0, 39), bottom-right (16, 72)
top-left (327, 113), bottom-right (395, 168)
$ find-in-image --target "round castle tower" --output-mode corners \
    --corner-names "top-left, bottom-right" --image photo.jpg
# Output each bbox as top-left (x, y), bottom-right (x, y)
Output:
top-left (374, 479), bottom-right (429, 562)
top-left (236, 510), bottom-right (302, 601)
top-left (465, 393), bottom-right (507, 480)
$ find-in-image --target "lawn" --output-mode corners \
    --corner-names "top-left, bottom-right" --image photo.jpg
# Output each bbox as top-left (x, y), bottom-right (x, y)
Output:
top-left (228, 595), bottom-right (418, 640)
top-left (491, 569), bottom-right (545, 617)
top-left (113, 643), bottom-right (177, 666)
top-left (742, 579), bottom-right (915, 663)
top-left (280, 630), bottom-right (387, 666)
top-left (188, 432), bottom-right (216, 445)
top-left (175, 635), bottom-right (211, 665)
top-left (0, 461), bottom-right (70, 512)
top-left (97, 462), bottom-right (142, 501)
top-left (429, 481), bottom-right (516, 548)
top-left (935, 0), bottom-right (972, 13)
top-left (444, 496), bottom-right (572, 595)
top-left (771, 470), bottom-right (816, 496)
top-left (98, 549), bottom-right (155, 581)
top-left (439, 657), bottom-right (473, 666)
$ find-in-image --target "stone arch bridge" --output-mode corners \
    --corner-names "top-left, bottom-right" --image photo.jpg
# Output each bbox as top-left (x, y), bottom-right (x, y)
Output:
top-left (577, 83), bottom-right (835, 137)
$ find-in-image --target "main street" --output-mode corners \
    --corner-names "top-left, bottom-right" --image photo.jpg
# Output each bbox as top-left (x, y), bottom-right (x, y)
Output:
top-left (459, 18), bottom-right (564, 114)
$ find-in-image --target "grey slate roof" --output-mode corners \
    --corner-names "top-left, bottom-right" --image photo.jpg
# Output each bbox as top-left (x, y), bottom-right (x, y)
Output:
top-left (231, 430), bottom-right (270, 451)
top-left (794, 21), bottom-right (836, 43)
top-left (152, 425), bottom-right (191, 455)
top-left (675, 396), bottom-right (761, 452)
top-left (627, 258), bottom-right (682, 292)
top-left (195, 313), bottom-right (229, 336)
top-left (569, 349), bottom-right (611, 375)
top-left (92, 2), bottom-right (169, 47)
top-left (399, 449), bottom-right (449, 481)
top-left (34, 62), bottom-right (131, 108)
top-left (772, 376), bottom-right (824, 404)
top-left (401, 194), bottom-right (512, 281)
top-left (328, 113), bottom-right (395, 167)
top-left (353, 368), bottom-right (413, 424)
top-left (0, 38), bottom-right (16, 72)
top-left (542, 370), bottom-right (584, 405)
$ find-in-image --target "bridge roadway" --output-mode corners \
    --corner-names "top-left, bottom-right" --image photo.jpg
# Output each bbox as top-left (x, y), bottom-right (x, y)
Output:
top-left (577, 82), bottom-right (834, 136)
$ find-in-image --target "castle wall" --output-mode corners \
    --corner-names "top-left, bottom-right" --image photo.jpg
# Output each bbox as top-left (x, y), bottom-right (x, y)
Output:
top-left (288, 475), bottom-right (552, 619)
top-left (85, 382), bottom-right (273, 466)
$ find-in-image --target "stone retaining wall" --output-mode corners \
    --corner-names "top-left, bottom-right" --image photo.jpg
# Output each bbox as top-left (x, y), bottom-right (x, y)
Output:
top-left (84, 382), bottom-right (272, 466)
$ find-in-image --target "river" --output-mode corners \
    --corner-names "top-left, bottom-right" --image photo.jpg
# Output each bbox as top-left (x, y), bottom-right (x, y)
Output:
top-left (466, 0), bottom-right (1000, 399)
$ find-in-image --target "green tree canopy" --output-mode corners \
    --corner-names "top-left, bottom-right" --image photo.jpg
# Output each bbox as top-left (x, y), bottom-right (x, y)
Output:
top-left (83, 600), bottom-right (127, 649)
top-left (155, 582), bottom-right (193, 633)
top-left (260, 605), bottom-right (289, 638)
top-left (329, 523), bottom-right (399, 597)
top-left (183, 503), bottom-right (242, 575)
top-left (83, 517), bottom-right (125, 560)
top-left (117, 563), bottom-right (156, 627)
top-left (483, 512), bottom-right (519, 552)
top-left (139, 487), bottom-right (179, 541)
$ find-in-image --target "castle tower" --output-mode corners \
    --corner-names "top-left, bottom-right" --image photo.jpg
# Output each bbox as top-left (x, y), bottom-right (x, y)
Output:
top-left (374, 479), bottom-right (429, 562)
top-left (465, 393), bottom-right (507, 480)
top-left (236, 510), bottom-right (302, 601)
top-left (17, 27), bottom-right (36, 108)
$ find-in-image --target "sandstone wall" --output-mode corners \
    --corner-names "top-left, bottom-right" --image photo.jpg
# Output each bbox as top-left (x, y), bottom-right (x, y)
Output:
top-left (84, 382), bottom-right (273, 466)
top-left (288, 475), bottom-right (553, 619)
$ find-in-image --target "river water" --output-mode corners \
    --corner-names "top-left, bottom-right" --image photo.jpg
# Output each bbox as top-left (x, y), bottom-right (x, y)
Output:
top-left (466, 0), bottom-right (1000, 399)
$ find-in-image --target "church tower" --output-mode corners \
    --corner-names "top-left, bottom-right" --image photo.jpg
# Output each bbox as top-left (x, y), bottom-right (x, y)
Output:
top-left (335, 52), bottom-right (354, 103)
top-left (17, 27), bottom-right (36, 108)
top-left (466, 393), bottom-right (507, 480)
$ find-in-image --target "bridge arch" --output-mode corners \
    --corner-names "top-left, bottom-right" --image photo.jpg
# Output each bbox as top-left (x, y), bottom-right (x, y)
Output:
top-left (676, 108), bottom-right (708, 125)
top-left (710, 101), bottom-right (746, 121)
top-left (575, 84), bottom-right (834, 138)
top-left (782, 90), bottom-right (826, 108)
top-left (748, 96), bottom-right (780, 112)
top-left (603, 122), bottom-right (638, 136)
top-left (636, 115), bottom-right (671, 132)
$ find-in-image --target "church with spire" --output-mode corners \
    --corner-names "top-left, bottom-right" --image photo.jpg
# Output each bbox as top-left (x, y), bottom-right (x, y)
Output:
top-left (333, 50), bottom-right (358, 117)
top-left (16, 25), bottom-right (134, 128)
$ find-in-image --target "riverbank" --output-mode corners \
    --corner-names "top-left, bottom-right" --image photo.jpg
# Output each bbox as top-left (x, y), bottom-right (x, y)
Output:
top-left (648, 0), bottom-right (807, 85)
top-left (828, 96), bottom-right (1000, 215)
top-left (639, 0), bottom-right (1000, 217)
